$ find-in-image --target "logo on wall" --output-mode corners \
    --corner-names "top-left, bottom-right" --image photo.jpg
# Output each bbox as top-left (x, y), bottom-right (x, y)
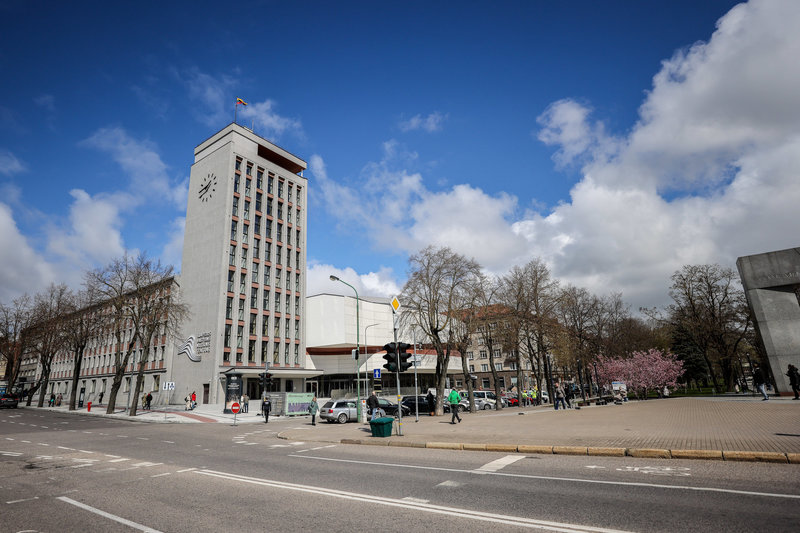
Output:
top-left (178, 332), bottom-right (211, 362)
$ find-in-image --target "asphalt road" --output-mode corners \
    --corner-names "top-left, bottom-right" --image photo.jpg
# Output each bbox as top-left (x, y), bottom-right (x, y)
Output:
top-left (1, 408), bottom-right (799, 532)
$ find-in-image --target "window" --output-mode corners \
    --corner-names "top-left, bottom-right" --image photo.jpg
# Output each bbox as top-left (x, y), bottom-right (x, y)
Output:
top-left (235, 159), bottom-right (241, 171)
top-left (294, 319), bottom-right (300, 336)
top-left (229, 245), bottom-right (236, 266)
top-left (296, 229), bottom-right (301, 244)
top-left (481, 364), bottom-right (489, 372)
top-left (509, 362), bottom-right (518, 370)
top-left (224, 324), bottom-right (231, 348)
top-left (273, 344), bottom-right (279, 364)
top-left (284, 343), bottom-right (290, 365)
top-left (257, 169), bottom-right (263, 189)
top-left (253, 239), bottom-right (260, 258)
top-left (244, 200), bottom-right (250, 220)
top-left (242, 222), bottom-right (249, 240)
top-left (294, 344), bottom-right (299, 365)
top-left (273, 311), bottom-right (280, 336)
top-left (238, 298), bottom-right (245, 320)
top-left (288, 183), bottom-right (293, 202)
top-left (234, 176), bottom-right (240, 193)
top-left (285, 317), bottom-right (290, 337)
top-left (495, 363), bottom-right (503, 371)
top-left (256, 192), bottom-right (262, 212)
top-left (227, 270), bottom-right (235, 292)
top-left (231, 220), bottom-right (237, 241)
top-left (498, 377), bottom-right (506, 389)
top-left (482, 378), bottom-right (491, 389)
top-left (276, 246), bottom-right (282, 265)
top-left (275, 270), bottom-right (281, 288)
top-left (254, 215), bottom-right (261, 236)
top-left (278, 180), bottom-right (284, 198)
top-left (245, 178), bottom-right (251, 197)
top-left (264, 242), bottom-right (271, 262)
top-left (248, 339), bottom-right (255, 363)
top-left (232, 197), bottom-right (239, 216)
top-left (296, 186), bottom-right (301, 205)
top-left (240, 246), bottom-right (247, 266)
top-left (295, 251), bottom-right (300, 268)
top-left (268, 175), bottom-right (274, 194)
top-left (261, 342), bottom-right (268, 364)
top-left (263, 288), bottom-right (270, 309)
top-left (226, 297), bottom-right (233, 319)
top-left (277, 204), bottom-right (283, 220)
top-left (469, 365), bottom-right (474, 372)
top-left (267, 198), bottom-right (273, 216)
top-left (246, 164), bottom-right (252, 176)
top-left (467, 351), bottom-right (474, 360)
top-left (274, 293), bottom-right (281, 314)
top-left (262, 315), bottom-right (269, 335)
top-left (250, 287), bottom-right (258, 309)
top-left (295, 296), bottom-right (300, 315)
top-left (152, 375), bottom-right (160, 392)
top-left (252, 261), bottom-right (259, 278)
top-left (237, 325), bottom-right (243, 349)
top-left (266, 219), bottom-right (272, 235)
top-left (263, 265), bottom-right (271, 285)
top-left (493, 349), bottom-right (501, 359)
top-left (276, 223), bottom-right (282, 242)
top-left (295, 273), bottom-right (300, 291)
top-left (480, 350), bottom-right (487, 359)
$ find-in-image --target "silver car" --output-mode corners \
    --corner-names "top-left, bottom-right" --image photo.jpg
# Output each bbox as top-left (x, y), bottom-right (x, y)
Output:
top-left (320, 399), bottom-right (358, 424)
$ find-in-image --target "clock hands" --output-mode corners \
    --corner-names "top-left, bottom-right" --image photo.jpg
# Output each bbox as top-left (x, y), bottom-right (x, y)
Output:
top-left (199, 181), bottom-right (212, 197)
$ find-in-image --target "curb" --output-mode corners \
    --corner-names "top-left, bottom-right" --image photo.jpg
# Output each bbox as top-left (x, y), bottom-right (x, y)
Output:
top-left (323, 437), bottom-right (797, 464)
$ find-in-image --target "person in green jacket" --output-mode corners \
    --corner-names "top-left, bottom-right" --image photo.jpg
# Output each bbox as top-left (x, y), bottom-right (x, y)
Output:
top-left (308, 397), bottom-right (319, 426)
top-left (448, 389), bottom-right (462, 424)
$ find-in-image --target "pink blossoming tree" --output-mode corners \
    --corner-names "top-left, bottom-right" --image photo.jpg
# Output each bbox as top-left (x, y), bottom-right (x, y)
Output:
top-left (595, 349), bottom-right (684, 399)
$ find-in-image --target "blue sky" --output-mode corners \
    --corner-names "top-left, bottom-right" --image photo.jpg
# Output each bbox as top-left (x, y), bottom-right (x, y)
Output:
top-left (2, 0), bottom-right (799, 311)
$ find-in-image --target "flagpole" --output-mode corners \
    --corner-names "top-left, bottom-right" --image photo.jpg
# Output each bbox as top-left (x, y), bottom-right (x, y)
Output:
top-left (234, 102), bottom-right (238, 125)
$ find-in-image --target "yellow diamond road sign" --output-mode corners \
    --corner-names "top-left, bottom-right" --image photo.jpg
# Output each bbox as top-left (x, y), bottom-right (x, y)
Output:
top-left (391, 296), bottom-right (401, 312)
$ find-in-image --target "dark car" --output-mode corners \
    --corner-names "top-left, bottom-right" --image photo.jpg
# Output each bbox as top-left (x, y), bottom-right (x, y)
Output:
top-left (401, 395), bottom-right (431, 414)
top-left (0, 394), bottom-right (19, 409)
top-left (369, 397), bottom-right (410, 419)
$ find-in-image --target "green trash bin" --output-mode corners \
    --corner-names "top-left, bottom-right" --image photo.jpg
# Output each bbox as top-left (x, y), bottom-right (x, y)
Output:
top-left (370, 417), bottom-right (394, 437)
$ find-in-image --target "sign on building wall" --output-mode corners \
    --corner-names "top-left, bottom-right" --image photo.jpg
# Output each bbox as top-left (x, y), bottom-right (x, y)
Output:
top-left (285, 393), bottom-right (314, 416)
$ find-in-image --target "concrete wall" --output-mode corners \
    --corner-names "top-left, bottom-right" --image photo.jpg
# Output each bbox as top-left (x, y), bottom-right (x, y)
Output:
top-left (737, 247), bottom-right (800, 395)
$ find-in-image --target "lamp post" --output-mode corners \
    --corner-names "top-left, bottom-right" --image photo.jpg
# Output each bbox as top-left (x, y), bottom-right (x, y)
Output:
top-left (364, 322), bottom-right (379, 396)
top-left (330, 275), bottom-right (361, 421)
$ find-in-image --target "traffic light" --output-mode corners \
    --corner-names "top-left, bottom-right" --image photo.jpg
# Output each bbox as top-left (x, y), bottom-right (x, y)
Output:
top-left (260, 372), bottom-right (273, 390)
top-left (397, 342), bottom-right (413, 372)
top-left (382, 342), bottom-right (398, 372)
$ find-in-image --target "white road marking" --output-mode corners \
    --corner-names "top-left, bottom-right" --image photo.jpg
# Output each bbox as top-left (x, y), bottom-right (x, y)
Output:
top-left (289, 455), bottom-right (800, 501)
top-left (475, 455), bottom-right (525, 473)
top-left (7, 496), bottom-right (39, 504)
top-left (58, 446), bottom-right (75, 451)
top-left (195, 469), bottom-right (633, 533)
top-left (1, 451), bottom-right (22, 457)
top-left (78, 450), bottom-right (94, 454)
top-left (585, 466), bottom-right (606, 469)
top-left (151, 472), bottom-right (171, 478)
top-left (403, 496), bottom-right (430, 503)
top-left (161, 441), bottom-right (175, 444)
top-left (57, 496), bottom-right (163, 532)
top-left (437, 480), bottom-right (462, 487)
top-left (70, 463), bottom-right (94, 468)
top-left (176, 468), bottom-right (197, 473)
top-left (108, 458), bottom-right (129, 463)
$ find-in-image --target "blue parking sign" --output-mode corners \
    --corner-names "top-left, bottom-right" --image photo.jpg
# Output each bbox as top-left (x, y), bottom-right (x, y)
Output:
top-left (373, 369), bottom-right (381, 379)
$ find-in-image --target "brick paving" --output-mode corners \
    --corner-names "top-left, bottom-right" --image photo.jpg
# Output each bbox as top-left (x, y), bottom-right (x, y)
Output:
top-left (278, 396), bottom-right (800, 455)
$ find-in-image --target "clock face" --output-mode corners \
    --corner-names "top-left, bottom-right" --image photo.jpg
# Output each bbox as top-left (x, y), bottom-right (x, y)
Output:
top-left (198, 173), bottom-right (217, 202)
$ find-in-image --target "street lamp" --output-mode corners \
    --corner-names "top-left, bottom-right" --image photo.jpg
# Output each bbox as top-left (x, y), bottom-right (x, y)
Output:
top-left (364, 323), bottom-right (379, 394)
top-left (330, 275), bottom-right (362, 421)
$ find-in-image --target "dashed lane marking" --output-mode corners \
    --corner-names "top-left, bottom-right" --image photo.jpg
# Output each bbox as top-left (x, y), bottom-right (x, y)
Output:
top-left (7, 496), bottom-right (39, 504)
top-left (57, 496), bottom-right (164, 533)
top-left (474, 455), bottom-right (525, 474)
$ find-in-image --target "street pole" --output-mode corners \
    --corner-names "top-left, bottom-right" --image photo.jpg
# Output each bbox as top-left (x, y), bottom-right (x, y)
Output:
top-left (413, 328), bottom-right (419, 422)
top-left (392, 309), bottom-right (403, 436)
top-left (364, 322), bottom-right (379, 397)
top-left (330, 275), bottom-right (361, 422)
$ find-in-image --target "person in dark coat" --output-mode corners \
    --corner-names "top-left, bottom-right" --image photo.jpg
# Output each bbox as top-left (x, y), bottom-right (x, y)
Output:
top-left (426, 390), bottom-right (435, 416)
top-left (366, 391), bottom-right (380, 419)
top-left (752, 363), bottom-right (769, 400)
top-left (262, 396), bottom-right (272, 423)
top-left (786, 364), bottom-right (800, 400)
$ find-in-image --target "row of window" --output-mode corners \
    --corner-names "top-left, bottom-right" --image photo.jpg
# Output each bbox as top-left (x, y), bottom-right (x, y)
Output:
top-left (235, 160), bottom-right (303, 206)
top-left (221, 335), bottom-right (301, 366)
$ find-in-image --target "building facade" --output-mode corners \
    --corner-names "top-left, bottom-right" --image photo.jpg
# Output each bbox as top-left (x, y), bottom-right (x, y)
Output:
top-left (177, 123), bottom-right (315, 405)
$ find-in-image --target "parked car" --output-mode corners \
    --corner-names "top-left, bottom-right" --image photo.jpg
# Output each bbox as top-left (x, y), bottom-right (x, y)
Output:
top-left (401, 395), bottom-right (430, 414)
top-left (320, 399), bottom-right (358, 424)
top-left (0, 394), bottom-right (19, 409)
top-left (368, 397), bottom-right (410, 419)
top-left (460, 390), bottom-right (495, 410)
top-left (501, 395), bottom-right (519, 407)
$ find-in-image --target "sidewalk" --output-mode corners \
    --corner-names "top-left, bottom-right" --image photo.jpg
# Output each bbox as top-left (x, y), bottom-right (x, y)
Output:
top-left (277, 396), bottom-right (800, 463)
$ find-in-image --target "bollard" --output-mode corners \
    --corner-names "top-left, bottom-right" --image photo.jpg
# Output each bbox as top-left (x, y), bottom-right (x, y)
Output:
top-left (87, 402), bottom-right (92, 412)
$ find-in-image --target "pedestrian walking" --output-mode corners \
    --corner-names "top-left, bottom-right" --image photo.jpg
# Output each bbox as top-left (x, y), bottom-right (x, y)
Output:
top-left (242, 393), bottom-right (249, 413)
top-left (426, 390), bottom-right (435, 416)
top-left (98, 391), bottom-right (104, 404)
top-left (565, 384), bottom-right (574, 408)
top-left (786, 364), bottom-right (800, 400)
top-left (367, 390), bottom-right (380, 419)
top-left (191, 391), bottom-right (197, 409)
top-left (49, 393), bottom-right (55, 407)
top-left (532, 387), bottom-right (539, 406)
top-left (262, 396), bottom-right (272, 423)
top-left (448, 389), bottom-right (462, 424)
top-left (185, 394), bottom-right (192, 410)
top-left (753, 363), bottom-right (769, 400)
top-left (56, 393), bottom-right (62, 406)
top-left (145, 392), bottom-right (152, 410)
top-left (554, 382), bottom-right (567, 411)
top-left (308, 397), bottom-right (319, 425)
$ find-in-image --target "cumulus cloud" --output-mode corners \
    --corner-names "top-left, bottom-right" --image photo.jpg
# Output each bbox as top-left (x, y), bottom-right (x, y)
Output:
top-left (239, 99), bottom-right (303, 139)
top-left (0, 149), bottom-right (26, 175)
top-left (525, 0), bottom-right (800, 307)
top-left (160, 216), bottom-right (186, 271)
top-left (315, 0), bottom-right (800, 309)
top-left (0, 203), bottom-right (56, 302)
top-left (307, 261), bottom-right (400, 299)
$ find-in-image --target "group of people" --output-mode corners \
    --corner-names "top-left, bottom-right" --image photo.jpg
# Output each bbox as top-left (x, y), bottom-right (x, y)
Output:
top-left (140, 392), bottom-right (153, 410)
top-left (184, 391), bottom-right (196, 410)
top-left (48, 393), bottom-right (62, 407)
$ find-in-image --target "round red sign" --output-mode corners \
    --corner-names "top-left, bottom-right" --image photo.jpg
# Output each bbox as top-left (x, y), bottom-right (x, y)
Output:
top-left (231, 402), bottom-right (241, 414)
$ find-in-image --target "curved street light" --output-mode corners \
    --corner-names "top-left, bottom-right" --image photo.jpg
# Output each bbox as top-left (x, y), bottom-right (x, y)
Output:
top-left (330, 275), bottom-right (362, 421)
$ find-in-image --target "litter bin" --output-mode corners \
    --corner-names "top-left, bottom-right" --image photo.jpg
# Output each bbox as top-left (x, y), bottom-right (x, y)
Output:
top-left (369, 417), bottom-right (394, 438)
top-left (87, 402), bottom-right (92, 412)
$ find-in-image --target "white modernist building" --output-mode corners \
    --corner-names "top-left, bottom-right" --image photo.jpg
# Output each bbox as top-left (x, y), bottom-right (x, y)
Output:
top-left (177, 123), bottom-right (318, 405)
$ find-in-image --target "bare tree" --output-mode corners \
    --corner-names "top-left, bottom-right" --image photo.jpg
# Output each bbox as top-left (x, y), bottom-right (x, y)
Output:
top-left (474, 278), bottom-right (506, 410)
top-left (65, 287), bottom-right (103, 411)
top-left (448, 273), bottom-right (484, 413)
top-left (0, 294), bottom-right (34, 394)
top-left (556, 285), bottom-right (598, 384)
top-left (28, 284), bottom-right (71, 407)
top-left (665, 264), bottom-right (751, 392)
top-left (401, 246), bottom-right (481, 415)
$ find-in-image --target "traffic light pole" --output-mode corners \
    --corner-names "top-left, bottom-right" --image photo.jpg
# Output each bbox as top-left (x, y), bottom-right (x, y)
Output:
top-left (392, 309), bottom-right (403, 436)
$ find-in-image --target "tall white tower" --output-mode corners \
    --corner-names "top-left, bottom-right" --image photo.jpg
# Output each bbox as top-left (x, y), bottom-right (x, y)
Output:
top-left (176, 123), bottom-right (309, 404)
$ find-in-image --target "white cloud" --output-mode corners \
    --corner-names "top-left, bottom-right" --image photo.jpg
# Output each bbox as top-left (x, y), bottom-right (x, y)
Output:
top-left (314, 0), bottom-right (800, 309)
top-left (0, 203), bottom-right (56, 302)
top-left (399, 112), bottom-right (447, 132)
top-left (180, 67), bottom-right (237, 128)
top-left (160, 216), bottom-right (186, 272)
top-left (81, 127), bottom-right (186, 208)
top-left (34, 94), bottom-right (55, 112)
top-left (0, 149), bottom-right (26, 175)
top-left (307, 261), bottom-right (400, 299)
top-left (239, 99), bottom-right (303, 139)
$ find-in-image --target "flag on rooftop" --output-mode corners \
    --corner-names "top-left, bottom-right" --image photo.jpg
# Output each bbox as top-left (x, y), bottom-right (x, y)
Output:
top-left (236, 97), bottom-right (248, 106)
